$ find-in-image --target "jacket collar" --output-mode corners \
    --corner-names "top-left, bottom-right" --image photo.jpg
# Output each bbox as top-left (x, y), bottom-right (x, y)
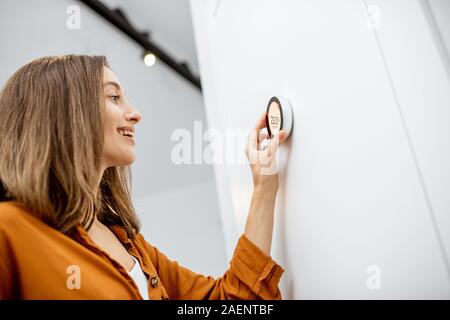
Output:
top-left (73, 223), bottom-right (133, 248)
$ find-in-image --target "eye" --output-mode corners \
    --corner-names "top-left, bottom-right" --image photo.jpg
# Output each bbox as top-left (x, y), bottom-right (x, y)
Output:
top-left (110, 95), bottom-right (120, 104)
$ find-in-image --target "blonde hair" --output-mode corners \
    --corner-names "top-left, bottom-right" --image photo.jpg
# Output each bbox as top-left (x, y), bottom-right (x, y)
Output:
top-left (0, 55), bottom-right (140, 238)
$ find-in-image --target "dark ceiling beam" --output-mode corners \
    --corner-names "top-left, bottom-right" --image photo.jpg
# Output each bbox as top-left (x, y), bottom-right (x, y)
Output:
top-left (78, 0), bottom-right (202, 91)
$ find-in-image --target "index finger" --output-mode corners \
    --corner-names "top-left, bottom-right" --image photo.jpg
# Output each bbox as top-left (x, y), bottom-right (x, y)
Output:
top-left (249, 112), bottom-right (268, 151)
top-left (254, 112), bottom-right (267, 130)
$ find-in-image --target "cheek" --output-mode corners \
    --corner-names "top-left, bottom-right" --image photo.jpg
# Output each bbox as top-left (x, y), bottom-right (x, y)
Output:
top-left (102, 103), bottom-right (136, 165)
top-left (103, 104), bottom-right (119, 152)
top-left (105, 101), bottom-right (121, 121)
top-left (104, 127), bottom-right (117, 147)
top-left (104, 103), bottom-right (120, 138)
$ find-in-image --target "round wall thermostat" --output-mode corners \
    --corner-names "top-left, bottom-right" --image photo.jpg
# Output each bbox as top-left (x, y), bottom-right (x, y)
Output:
top-left (266, 96), bottom-right (293, 139)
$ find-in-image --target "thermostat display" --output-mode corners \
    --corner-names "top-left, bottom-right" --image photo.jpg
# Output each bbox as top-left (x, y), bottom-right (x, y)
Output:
top-left (266, 96), bottom-right (293, 139)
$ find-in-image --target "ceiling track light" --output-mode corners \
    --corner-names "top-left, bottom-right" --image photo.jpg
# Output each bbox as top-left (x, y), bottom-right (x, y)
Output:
top-left (143, 51), bottom-right (156, 67)
top-left (79, 0), bottom-right (202, 90)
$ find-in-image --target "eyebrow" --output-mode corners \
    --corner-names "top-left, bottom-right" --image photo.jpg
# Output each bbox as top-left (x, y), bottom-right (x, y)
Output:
top-left (102, 81), bottom-right (122, 92)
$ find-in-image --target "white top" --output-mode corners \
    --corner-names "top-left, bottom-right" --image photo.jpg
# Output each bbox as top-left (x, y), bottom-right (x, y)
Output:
top-left (127, 255), bottom-right (150, 300)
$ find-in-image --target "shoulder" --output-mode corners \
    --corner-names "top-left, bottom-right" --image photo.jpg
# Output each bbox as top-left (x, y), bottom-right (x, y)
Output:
top-left (0, 201), bottom-right (30, 225)
top-left (0, 201), bottom-right (41, 235)
top-left (0, 202), bottom-right (30, 253)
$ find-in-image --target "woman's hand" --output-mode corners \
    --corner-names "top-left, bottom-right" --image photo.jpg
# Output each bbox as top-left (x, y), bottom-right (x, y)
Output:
top-left (245, 112), bottom-right (288, 191)
top-left (244, 112), bottom-right (288, 256)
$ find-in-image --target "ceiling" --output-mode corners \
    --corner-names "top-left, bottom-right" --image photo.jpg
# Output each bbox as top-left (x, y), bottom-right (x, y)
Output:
top-left (102, 0), bottom-right (199, 75)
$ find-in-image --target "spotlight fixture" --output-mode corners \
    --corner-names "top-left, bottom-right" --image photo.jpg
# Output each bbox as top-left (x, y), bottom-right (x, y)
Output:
top-left (143, 51), bottom-right (156, 67)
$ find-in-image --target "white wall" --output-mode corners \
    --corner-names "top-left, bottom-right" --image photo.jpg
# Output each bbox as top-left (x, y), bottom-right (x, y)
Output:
top-left (190, 0), bottom-right (450, 298)
top-left (0, 0), bottom-right (227, 277)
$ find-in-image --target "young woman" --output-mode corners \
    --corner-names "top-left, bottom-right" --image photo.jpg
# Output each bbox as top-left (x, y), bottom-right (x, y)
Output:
top-left (0, 55), bottom-right (287, 300)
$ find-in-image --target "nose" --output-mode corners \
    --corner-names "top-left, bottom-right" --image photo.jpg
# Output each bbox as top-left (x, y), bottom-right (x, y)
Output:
top-left (125, 102), bottom-right (142, 124)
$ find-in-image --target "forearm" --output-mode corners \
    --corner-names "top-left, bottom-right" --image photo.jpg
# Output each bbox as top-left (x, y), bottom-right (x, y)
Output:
top-left (244, 183), bottom-right (278, 256)
top-left (243, 112), bottom-right (287, 257)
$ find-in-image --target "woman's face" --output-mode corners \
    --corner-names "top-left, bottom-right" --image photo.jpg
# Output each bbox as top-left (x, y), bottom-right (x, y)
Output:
top-left (102, 66), bottom-right (142, 169)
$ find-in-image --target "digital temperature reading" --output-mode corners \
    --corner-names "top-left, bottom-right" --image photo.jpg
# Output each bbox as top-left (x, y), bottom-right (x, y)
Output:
top-left (265, 96), bottom-right (293, 139)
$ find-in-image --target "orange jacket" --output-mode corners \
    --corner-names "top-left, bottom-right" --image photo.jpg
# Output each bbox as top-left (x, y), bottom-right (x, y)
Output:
top-left (0, 201), bottom-right (284, 300)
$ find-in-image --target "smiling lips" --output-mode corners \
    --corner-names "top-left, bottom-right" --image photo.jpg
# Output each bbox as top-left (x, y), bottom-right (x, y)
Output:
top-left (117, 126), bottom-right (135, 144)
top-left (117, 126), bottom-right (134, 137)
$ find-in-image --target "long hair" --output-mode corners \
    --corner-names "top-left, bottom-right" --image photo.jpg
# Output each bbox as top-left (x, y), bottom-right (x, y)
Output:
top-left (0, 55), bottom-right (140, 238)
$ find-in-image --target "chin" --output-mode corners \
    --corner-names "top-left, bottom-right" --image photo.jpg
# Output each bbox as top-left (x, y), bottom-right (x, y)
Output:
top-left (120, 154), bottom-right (136, 166)
top-left (107, 152), bottom-right (136, 167)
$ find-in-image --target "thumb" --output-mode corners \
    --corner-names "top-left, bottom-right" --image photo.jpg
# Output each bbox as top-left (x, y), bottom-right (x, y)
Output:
top-left (278, 130), bottom-right (288, 143)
